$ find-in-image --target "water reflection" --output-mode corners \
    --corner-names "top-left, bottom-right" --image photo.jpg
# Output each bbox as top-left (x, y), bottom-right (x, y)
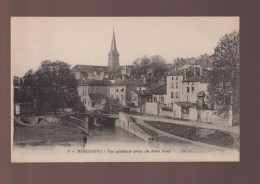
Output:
top-left (86, 119), bottom-right (147, 145)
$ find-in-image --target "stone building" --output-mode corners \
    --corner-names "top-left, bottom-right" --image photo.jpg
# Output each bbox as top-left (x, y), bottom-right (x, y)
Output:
top-left (110, 85), bottom-right (126, 107)
top-left (77, 80), bottom-right (111, 111)
top-left (110, 80), bottom-right (138, 107)
top-left (181, 76), bottom-right (208, 103)
top-left (71, 65), bottom-right (109, 81)
top-left (166, 75), bottom-right (184, 107)
top-left (108, 30), bottom-right (120, 71)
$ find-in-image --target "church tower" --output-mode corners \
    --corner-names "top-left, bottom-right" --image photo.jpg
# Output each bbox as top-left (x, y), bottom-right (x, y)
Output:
top-left (108, 30), bottom-right (120, 71)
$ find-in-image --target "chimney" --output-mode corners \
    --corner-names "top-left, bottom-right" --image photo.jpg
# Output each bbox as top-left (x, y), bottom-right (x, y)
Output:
top-left (184, 69), bottom-right (187, 80)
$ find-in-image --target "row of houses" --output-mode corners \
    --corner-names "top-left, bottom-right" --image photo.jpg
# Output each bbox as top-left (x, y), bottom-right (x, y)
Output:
top-left (74, 61), bottom-right (233, 126)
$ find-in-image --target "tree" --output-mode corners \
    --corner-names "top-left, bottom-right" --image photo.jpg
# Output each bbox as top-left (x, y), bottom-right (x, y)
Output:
top-left (150, 55), bottom-right (168, 76)
top-left (131, 56), bottom-right (151, 77)
top-left (131, 55), bottom-right (168, 77)
top-left (207, 31), bottom-right (240, 115)
top-left (104, 98), bottom-right (124, 112)
top-left (24, 60), bottom-right (78, 114)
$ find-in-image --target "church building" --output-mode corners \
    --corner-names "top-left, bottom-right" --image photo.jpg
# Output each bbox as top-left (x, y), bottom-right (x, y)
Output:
top-left (71, 30), bottom-right (121, 81)
top-left (108, 29), bottom-right (120, 71)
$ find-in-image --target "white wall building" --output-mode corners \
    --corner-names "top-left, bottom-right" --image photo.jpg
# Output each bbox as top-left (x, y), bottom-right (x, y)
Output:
top-left (110, 85), bottom-right (127, 107)
top-left (182, 76), bottom-right (208, 103)
top-left (166, 75), bottom-right (184, 107)
top-left (77, 84), bottom-right (92, 110)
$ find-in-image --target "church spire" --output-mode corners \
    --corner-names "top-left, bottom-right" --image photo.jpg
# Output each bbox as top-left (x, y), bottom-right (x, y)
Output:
top-left (109, 29), bottom-right (119, 56)
top-left (108, 29), bottom-right (120, 70)
top-left (111, 29), bottom-right (117, 51)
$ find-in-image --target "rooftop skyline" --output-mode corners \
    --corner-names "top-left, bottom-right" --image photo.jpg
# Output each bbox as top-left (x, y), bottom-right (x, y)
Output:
top-left (11, 17), bottom-right (239, 77)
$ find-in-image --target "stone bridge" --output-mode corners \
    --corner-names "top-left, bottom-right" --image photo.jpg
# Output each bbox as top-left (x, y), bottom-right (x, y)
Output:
top-left (69, 112), bottom-right (119, 132)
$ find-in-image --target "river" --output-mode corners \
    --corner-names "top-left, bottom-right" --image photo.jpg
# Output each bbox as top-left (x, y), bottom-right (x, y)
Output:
top-left (82, 118), bottom-right (221, 153)
top-left (12, 117), bottom-right (239, 162)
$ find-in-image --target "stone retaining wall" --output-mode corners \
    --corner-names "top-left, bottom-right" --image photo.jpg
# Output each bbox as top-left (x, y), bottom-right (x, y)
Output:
top-left (115, 112), bottom-right (152, 142)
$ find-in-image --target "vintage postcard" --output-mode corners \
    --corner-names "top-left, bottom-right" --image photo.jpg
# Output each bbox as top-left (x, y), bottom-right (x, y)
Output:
top-left (11, 17), bottom-right (240, 162)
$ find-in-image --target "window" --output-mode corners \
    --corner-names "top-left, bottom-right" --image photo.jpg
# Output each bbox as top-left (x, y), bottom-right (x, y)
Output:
top-left (116, 89), bottom-right (118, 92)
top-left (176, 82), bottom-right (178, 89)
top-left (121, 88), bottom-right (124, 92)
top-left (176, 77), bottom-right (178, 80)
top-left (172, 77), bottom-right (174, 80)
top-left (192, 82), bottom-right (194, 85)
top-left (187, 87), bottom-right (190, 93)
top-left (171, 92), bottom-right (174, 98)
top-left (171, 82), bottom-right (174, 88)
top-left (192, 86), bottom-right (194, 93)
top-left (154, 96), bottom-right (156, 102)
top-left (161, 97), bottom-right (164, 102)
top-left (176, 92), bottom-right (179, 99)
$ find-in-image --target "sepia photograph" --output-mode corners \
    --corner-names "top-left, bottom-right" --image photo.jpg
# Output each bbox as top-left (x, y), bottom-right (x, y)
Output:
top-left (11, 17), bottom-right (240, 162)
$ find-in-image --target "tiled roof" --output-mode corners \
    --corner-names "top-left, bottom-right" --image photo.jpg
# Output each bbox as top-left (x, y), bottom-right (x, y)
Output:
top-left (152, 84), bottom-right (167, 95)
top-left (182, 75), bottom-right (209, 83)
top-left (71, 65), bottom-right (109, 73)
top-left (132, 89), bottom-right (153, 96)
top-left (198, 76), bottom-right (209, 83)
top-left (112, 79), bottom-right (141, 87)
top-left (182, 76), bottom-right (200, 82)
top-left (87, 80), bottom-right (111, 86)
top-left (79, 80), bottom-right (111, 86)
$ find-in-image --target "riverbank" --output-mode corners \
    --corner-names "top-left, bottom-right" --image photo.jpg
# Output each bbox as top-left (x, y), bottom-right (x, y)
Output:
top-left (13, 116), bottom-right (83, 147)
top-left (129, 115), bottom-right (239, 150)
top-left (146, 120), bottom-right (239, 150)
top-left (131, 113), bottom-right (239, 134)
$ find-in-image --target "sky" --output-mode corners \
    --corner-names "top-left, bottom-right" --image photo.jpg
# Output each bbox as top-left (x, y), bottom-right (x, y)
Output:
top-left (11, 17), bottom-right (239, 77)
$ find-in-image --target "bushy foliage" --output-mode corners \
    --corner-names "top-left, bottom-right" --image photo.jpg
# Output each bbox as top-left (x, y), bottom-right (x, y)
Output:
top-left (103, 98), bottom-right (124, 112)
top-left (16, 60), bottom-right (78, 114)
top-left (207, 31), bottom-right (240, 115)
top-left (131, 55), bottom-right (169, 77)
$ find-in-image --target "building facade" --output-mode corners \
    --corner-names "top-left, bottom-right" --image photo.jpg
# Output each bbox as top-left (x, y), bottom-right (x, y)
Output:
top-left (166, 75), bottom-right (184, 107)
top-left (77, 84), bottom-right (92, 110)
top-left (110, 85), bottom-right (127, 107)
top-left (77, 80), bottom-right (111, 111)
top-left (182, 76), bottom-right (208, 103)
